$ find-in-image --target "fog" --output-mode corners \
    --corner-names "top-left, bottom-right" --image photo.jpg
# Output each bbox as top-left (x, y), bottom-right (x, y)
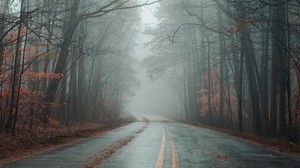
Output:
top-left (127, 4), bottom-right (181, 119)
top-left (1, 0), bottom-right (299, 140)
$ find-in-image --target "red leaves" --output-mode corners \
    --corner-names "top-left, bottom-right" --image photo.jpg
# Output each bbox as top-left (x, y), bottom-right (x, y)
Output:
top-left (23, 72), bottom-right (64, 79)
top-left (48, 117), bottom-right (60, 127)
top-left (0, 123), bottom-right (108, 161)
top-left (197, 64), bottom-right (237, 114)
top-left (227, 18), bottom-right (256, 33)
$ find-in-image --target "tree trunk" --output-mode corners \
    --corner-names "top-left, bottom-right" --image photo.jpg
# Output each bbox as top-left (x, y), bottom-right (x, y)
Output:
top-left (242, 31), bottom-right (263, 135)
top-left (77, 35), bottom-right (86, 122)
top-left (238, 44), bottom-right (244, 132)
top-left (218, 8), bottom-right (225, 127)
top-left (6, 0), bottom-right (25, 134)
top-left (269, 0), bottom-right (286, 137)
top-left (260, 18), bottom-right (270, 133)
top-left (206, 37), bottom-right (213, 125)
top-left (70, 51), bottom-right (78, 121)
top-left (45, 0), bottom-right (80, 108)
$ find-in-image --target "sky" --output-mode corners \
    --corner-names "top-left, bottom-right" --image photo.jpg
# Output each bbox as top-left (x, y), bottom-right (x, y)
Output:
top-left (126, 3), bottom-right (181, 119)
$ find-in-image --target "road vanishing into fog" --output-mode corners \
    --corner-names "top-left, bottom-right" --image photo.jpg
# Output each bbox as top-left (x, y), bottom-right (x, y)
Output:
top-left (1, 115), bottom-right (299, 168)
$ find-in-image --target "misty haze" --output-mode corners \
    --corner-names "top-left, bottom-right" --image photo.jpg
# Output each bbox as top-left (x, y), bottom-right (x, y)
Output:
top-left (0, 0), bottom-right (299, 168)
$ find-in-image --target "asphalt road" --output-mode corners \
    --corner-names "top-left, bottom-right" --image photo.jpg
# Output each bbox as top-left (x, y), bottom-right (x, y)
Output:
top-left (1, 118), bottom-right (299, 168)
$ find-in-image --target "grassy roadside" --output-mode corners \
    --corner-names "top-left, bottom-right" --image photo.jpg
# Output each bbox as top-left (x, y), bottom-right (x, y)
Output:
top-left (0, 116), bottom-right (136, 164)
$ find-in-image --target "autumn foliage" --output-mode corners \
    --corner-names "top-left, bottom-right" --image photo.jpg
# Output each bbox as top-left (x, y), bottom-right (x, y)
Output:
top-left (0, 0), bottom-right (138, 137)
top-left (226, 18), bottom-right (256, 33)
top-left (0, 26), bottom-right (64, 134)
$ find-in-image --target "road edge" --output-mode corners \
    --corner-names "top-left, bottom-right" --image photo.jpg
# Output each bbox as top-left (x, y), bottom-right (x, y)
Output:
top-left (0, 120), bottom-right (135, 165)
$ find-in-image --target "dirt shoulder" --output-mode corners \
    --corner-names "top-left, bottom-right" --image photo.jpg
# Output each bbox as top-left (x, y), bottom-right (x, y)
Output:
top-left (0, 117), bottom-right (135, 164)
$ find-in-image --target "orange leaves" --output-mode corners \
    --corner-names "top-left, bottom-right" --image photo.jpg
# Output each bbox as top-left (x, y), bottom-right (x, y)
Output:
top-left (1, 88), bottom-right (44, 97)
top-left (236, 18), bottom-right (256, 31)
top-left (7, 26), bottom-right (29, 42)
top-left (1, 89), bottom-right (10, 97)
top-left (227, 18), bottom-right (256, 33)
top-left (23, 72), bottom-right (64, 79)
top-left (198, 64), bottom-right (237, 115)
top-left (48, 117), bottom-right (60, 126)
top-left (43, 102), bottom-right (65, 108)
top-left (20, 88), bottom-right (46, 98)
top-left (2, 25), bottom-right (54, 62)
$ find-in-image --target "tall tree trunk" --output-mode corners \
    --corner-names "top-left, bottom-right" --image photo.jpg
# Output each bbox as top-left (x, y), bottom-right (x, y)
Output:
top-left (242, 31), bottom-right (263, 135)
top-left (285, 3), bottom-right (296, 142)
top-left (70, 51), bottom-right (78, 121)
top-left (0, 0), bottom-right (9, 132)
top-left (41, 20), bottom-right (54, 93)
top-left (58, 77), bottom-right (67, 122)
top-left (260, 18), bottom-right (270, 133)
top-left (45, 0), bottom-right (80, 111)
top-left (0, 0), bottom-right (9, 72)
top-left (206, 37), bottom-right (213, 125)
top-left (278, 2), bottom-right (287, 136)
top-left (269, 0), bottom-right (286, 136)
top-left (6, 0), bottom-right (25, 134)
top-left (218, 8), bottom-right (225, 127)
top-left (237, 44), bottom-right (244, 132)
top-left (77, 28), bottom-right (86, 122)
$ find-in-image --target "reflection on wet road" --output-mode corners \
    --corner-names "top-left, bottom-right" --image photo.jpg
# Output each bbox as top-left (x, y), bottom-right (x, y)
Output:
top-left (1, 120), bottom-right (299, 168)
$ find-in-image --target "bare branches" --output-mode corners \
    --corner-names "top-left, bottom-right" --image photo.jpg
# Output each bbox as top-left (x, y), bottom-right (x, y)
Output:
top-left (258, 0), bottom-right (290, 6)
top-left (171, 23), bottom-right (198, 43)
top-left (171, 4), bottom-right (230, 43)
top-left (80, 0), bottom-right (121, 19)
top-left (210, 0), bottom-right (238, 21)
top-left (80, 0), bottom-right (162, 20)
top-left (184, 6), bottom-right (230, 36)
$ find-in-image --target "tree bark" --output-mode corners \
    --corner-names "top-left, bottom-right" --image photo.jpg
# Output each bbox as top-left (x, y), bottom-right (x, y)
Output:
top-left (241, 31), bottom-right (263, 135)
top-left (45, 0), bottom-right (80, 108)
top-left (218, 8), bottom-right (225, 127)
top-left (269, 0), bottom-right (286, 136)
top-left (238, 43), bottom-right (244, 132)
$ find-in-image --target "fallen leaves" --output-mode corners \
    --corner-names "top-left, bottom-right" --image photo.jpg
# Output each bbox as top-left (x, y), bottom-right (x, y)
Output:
top-left (0, 123), bottom-right (115, 163)
top-left (211, 151), bottom-right (228, 161)
top-left (84, 120), bottom-right (149, 168)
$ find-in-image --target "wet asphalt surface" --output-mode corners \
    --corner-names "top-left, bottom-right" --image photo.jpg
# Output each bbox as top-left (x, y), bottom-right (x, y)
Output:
top-left (1, 118), bottom-right (299, 168)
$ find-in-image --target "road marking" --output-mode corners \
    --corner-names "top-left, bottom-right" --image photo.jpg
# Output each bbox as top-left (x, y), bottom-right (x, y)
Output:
top-left (155, 126), bottom-right (166, 168)
top-left (166, 126), bottom-right (179, 168)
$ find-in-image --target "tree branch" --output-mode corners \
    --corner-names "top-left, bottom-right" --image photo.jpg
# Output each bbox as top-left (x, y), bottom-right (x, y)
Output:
top-left (80, 0), bottom-right (162, 20)
top-left (210, 0), bottom-right (238, 21)
top-left (183, 5), bottom-right (230, 36)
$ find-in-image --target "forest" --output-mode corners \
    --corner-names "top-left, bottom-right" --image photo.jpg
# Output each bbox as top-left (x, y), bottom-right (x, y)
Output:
top-left (0, 0), bottom-right (300, 146)
top-left (144, 0), bottom-right (300, 143)
top-left (0, 0), bottom-right (160, 137)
